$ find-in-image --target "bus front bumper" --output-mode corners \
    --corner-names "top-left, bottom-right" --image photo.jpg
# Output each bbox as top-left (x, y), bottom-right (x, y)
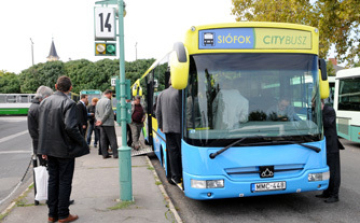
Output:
top-left (183, 168), bottom-right (329, 200)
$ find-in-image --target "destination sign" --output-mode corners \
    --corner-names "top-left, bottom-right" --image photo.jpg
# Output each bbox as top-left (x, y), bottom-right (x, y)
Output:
top-left (199, 28), bottom-right (312, 50)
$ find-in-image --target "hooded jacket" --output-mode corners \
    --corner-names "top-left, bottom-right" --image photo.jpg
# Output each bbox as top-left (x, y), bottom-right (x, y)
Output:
top-left (27, 97), bottom-right (41, 154)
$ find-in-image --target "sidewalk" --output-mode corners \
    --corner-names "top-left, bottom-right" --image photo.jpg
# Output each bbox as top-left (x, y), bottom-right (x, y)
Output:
top-left (1, 125), bottom-right (180, 223)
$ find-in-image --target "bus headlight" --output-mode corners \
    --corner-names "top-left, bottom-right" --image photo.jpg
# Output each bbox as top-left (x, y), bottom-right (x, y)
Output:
top-left (308, 171), bottom-right (330, 181)
top-left (191, 179), bottom-right (224, 189)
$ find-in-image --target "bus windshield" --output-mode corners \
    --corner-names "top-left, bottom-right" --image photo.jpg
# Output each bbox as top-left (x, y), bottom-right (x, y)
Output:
top-left (184, 53), bottom-right (322, 146)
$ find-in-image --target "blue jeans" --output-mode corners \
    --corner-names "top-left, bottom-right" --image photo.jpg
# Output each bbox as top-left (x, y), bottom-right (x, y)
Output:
top-left (86, 122), bottom-right (99, 146)
top-left (47, 156), bottom-right (75, 219)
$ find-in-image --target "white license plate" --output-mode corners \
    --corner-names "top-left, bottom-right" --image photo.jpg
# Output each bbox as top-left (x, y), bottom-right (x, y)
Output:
top-left (251, 181), bottom-right (286, 192)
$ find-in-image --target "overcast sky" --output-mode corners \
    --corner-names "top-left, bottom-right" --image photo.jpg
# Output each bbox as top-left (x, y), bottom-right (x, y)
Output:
top-left (0, 0), bottom-right (235, 74)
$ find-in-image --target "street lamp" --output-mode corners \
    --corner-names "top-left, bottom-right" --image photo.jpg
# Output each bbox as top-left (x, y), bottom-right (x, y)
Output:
top-left (30, 38), bottom-right (34, 65)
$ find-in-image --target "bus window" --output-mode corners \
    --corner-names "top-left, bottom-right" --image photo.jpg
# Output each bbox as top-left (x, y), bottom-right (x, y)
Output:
top-left (0, 95), bottom-right (5, 103)
top-left (7, 95), bottom-right (16, 103)
top-left (18, 95), bottom-right (29, 103)
top-left (338, 78), bottom-right (360, 111)
top-left (183, 53), bottom-right (321, 144)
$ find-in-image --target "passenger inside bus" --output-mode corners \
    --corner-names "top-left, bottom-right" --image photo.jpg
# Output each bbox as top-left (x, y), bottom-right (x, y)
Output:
top-left (266, 97), bottom-right (301, 121)
top-left (212, 78), bottom-right (249, 129)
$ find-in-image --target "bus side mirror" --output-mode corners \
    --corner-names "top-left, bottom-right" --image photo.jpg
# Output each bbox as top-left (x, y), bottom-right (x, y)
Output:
top-left (319, 58), bottom-right (329, 99)
top-left (132, 81), bottom-right (142, 97)
top-left (169, 42), bottom-right (189, 90)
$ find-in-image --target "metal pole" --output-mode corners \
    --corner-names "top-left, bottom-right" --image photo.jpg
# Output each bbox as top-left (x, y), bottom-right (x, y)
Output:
top-left (117, 0), bottom-right (132, 201)
top-left (30, 38), bottom-right (34, 65)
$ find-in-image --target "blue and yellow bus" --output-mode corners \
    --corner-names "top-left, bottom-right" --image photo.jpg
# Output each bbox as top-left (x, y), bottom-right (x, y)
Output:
top-left (135, 22), bottom-right (330, 200)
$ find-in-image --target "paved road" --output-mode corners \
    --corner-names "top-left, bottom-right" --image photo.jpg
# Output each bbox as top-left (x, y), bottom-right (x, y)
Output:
top-left (150, 138), bottom-right (360, 223)
top-left (0, 116), bottom-right (33, 212)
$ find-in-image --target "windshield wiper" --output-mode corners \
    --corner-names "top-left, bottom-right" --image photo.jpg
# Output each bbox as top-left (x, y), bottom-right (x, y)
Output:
top-left (209, 137), bottom-right (321, 159)
top-left (209, 137), bottom-right (248, 159)
top-left (283, 141), bottom-right (321, 153)
top-left (237, 140), bottom-right (321, 153)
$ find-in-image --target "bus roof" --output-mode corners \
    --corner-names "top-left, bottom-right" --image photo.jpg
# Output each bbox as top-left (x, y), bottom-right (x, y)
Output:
top-left (193, 22), bottom-right (316, 32)
top-left (336, 67), bottom-right (360, 79)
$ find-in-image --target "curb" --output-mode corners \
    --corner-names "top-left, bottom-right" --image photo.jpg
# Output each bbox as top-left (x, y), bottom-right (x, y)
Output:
top-left (0, 182), bottom-right (33, 221)
top-left (145, 156), bottom-right (183, 223)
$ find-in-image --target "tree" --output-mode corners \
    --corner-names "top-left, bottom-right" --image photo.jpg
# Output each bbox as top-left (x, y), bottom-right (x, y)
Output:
top-left (231, 0), bottom-right (360, 65)
top-left (6, 58), bottom-right (157, 94)
top-left (18, 64), bottom-right (45, 93)
top-left (0, 70), bottom-right (20, 93)
top-left (326, 60), bottom-right (336, 76)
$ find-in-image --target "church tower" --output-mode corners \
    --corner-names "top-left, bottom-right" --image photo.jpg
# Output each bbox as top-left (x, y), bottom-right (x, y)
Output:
top-left (47, 39), bottom-right (59, 61)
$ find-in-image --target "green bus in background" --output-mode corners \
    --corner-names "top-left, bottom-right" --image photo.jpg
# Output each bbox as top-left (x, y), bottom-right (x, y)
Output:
top-left (80, 90), bottom-right (102, 102)
top-left (0, 94), bottom-right (36, 115)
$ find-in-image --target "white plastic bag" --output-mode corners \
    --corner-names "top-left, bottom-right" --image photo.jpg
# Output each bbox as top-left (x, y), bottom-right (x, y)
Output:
top-left (34, 166), bottom-right (48, 201)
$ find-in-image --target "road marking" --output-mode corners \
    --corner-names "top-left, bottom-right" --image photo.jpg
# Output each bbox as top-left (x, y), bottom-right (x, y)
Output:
top-left (0, 150), bottom-right (31, 155)
top-left (0, 130), bottom-right (28, 144)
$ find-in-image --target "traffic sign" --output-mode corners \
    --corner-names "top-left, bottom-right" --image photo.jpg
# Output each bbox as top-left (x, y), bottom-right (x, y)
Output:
top-left (95, 42), bottom-right (116, 56)
top-left (111, 77), bottom-right (116, 86)
top-left (94, 7), bottom-right (116, 40)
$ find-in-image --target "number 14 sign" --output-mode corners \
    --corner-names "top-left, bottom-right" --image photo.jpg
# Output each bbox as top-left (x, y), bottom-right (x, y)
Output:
top-left (94, 7), bottom-right (116, 40)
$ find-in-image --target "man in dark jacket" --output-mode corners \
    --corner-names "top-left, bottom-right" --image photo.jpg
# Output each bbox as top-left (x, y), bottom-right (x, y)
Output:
top-left (76, 94), bottom-right (89, 137)
top-left (28, 85), bottom-right (53, 166)
top-left (316, 100), bottom-right (344, 203)
top-left (86, 97), bottom-right (99, 147)
top-left (38, 76), bottom-right (89, 223)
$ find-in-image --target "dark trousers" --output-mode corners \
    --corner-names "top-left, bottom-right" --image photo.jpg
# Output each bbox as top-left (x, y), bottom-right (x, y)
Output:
top-left (47, 156), bottom-right (75, 219)
top-left (324, 153), bottom-right (341, 197)
top-left (99, 126), bottom-right (118, 157)
top-left (126, 124), bottom-right (132, 147)
top-left (165, 133), bottom-right (182, 183)
top-left (86, 122), bottom-right (99, 146)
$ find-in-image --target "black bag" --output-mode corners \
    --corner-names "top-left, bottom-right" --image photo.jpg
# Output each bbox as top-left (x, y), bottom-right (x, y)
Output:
top-left (69, 141), bottom-right (90, 158)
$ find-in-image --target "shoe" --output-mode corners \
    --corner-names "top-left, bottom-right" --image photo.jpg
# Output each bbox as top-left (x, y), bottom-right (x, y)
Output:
top-left (69, 199), bottom-right (75, 205)
top-left (167, 177), bottom-right (175, 185)
top-left (103, 155), bottom-right (111, 159)
top-left (324, 197), bottom-right (339, 203)
top-left (171, 178), bottom-right (181, 184)
top-left (58, 214), bottom-right (78, 223)
top-left (315, 194), bottom-right (329, 198)
top-left (48, 217), bottom-right (58, 223)
top-left (113, 156), bottom-right (118, 159)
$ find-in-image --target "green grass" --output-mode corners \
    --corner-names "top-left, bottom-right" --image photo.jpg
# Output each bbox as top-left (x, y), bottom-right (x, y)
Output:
top-left (155, 181), bottom-right (162, 185)
top-left (107, 201), bottom-right (135, 210)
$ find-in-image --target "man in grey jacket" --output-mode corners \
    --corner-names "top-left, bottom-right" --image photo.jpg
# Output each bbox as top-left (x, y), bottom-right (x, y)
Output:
top-left (95, 89), bottom-right (118, 159)
top-left (155, 83), bottom-right (182, 184)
